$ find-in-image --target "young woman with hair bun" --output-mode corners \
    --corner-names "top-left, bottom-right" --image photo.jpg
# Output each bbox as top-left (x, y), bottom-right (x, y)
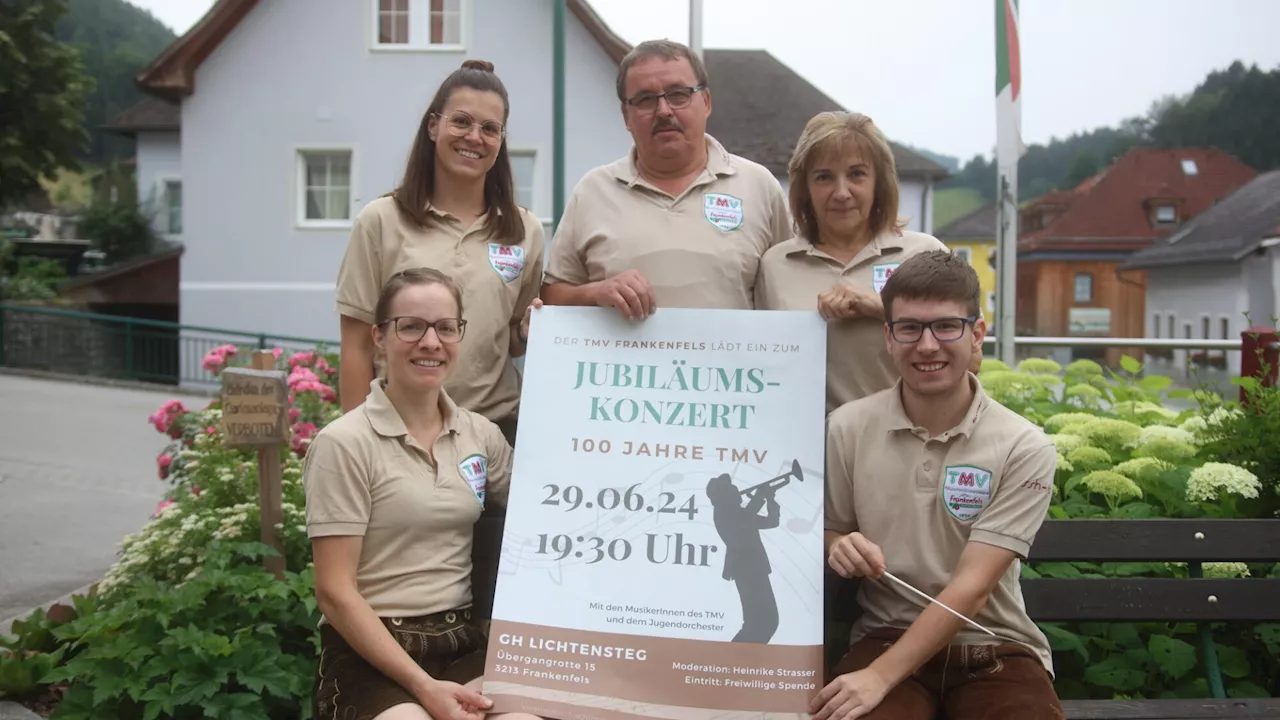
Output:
top-left (335, 59), bottom-right (544, 447)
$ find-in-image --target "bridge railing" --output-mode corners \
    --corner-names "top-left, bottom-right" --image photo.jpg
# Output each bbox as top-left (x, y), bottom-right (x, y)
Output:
top-left (0, 303), bottom-right (337, 390)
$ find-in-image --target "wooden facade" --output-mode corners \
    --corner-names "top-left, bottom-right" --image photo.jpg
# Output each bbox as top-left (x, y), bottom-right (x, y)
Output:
top-left (1016, 258), bottom-right (1147, 368)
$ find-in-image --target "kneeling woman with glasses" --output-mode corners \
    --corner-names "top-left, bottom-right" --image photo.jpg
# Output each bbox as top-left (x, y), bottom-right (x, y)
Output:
top-left (304, 267), bottom-right (544, 720)
top-left (335, 59), bottom-right (544, 447)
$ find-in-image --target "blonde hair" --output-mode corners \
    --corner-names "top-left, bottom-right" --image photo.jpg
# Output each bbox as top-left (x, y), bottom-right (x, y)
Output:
top-left (787, 111), bottom-right (905, 243)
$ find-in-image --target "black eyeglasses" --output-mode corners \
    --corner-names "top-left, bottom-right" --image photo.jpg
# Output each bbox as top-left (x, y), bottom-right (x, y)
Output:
top-left (379, 316), bottom-right (467, 344)
top-left (887, 317), bottom-right (978, 344)
top-left (433, 111), bottom-right (505, 144)
top-left (625, 85), bottom-right (706, 113)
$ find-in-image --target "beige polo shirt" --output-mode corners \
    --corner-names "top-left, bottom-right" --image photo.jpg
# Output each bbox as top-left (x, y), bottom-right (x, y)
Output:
top-left (543, 134), bottom-right (792, 310)
top-left (302, 379), bottom-right (513, 620)
top-left (825, 375), bottom-right (1057, 675)
top-left (756, 229), bottom-right (948, 414)
top-left (335, 196), bottom-right (545, 423)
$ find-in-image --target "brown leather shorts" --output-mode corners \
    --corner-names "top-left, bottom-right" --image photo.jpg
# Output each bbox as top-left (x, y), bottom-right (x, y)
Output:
top-left (313, 607), bottom-right (488, 720)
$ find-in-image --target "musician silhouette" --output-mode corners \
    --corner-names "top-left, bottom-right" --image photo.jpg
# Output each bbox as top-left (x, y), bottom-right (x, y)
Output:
top-left (706, 472), bottom-right (783, 644)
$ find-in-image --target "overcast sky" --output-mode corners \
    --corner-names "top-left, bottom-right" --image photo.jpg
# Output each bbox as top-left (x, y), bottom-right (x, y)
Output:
top-left (127, 0), bottom-right (1280, 162)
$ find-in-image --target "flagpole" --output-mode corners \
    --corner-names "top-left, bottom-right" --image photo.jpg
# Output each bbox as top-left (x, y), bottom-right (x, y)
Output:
top-left (689, 0), bottom-right (704, 59)
top-left (994, 0), bottom-right (1022, 366)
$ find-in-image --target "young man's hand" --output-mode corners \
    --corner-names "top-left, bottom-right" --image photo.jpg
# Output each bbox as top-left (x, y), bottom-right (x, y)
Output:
top-left (810, 666), bottom-right (892, 720)
top-left (827, 532), bottom-right (886, 579)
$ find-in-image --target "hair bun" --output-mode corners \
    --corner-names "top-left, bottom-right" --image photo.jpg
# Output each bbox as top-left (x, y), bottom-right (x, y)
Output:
top-left (461, 59), bottom-right (495, 73)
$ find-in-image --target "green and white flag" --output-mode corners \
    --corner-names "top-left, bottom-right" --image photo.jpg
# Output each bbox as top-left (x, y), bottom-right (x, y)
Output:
top-left (993, 0), bottom-right (1024, 363)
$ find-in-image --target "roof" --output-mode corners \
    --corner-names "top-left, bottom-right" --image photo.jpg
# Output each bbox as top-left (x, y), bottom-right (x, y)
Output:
top-left (134, 4), bottom-right (947, 182)
top-left (1120, 170), bottom-right (1280, 270)
top-left (102, 96), bottom-right (180, 136)
top-left (59, 244), bottom-right (184, 291)
top-left (135, 0), bottom-right (628, 99)
top-left (703, 49), bottom-right (949, 180)
top-left (1018, 147), bottom-right (1258, 255)
top-left (935, 202), bottom-right (996, 240)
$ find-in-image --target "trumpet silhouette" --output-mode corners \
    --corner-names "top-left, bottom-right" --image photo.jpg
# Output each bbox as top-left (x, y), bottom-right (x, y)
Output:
top-left (737, 460), bottom-right (803, 499)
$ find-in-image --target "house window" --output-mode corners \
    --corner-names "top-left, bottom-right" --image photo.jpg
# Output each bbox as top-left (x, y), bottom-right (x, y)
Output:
top-left (378, 0), bottom-right (409, 44)
top-left (1073, 273), bottom-right (1093, 303)
top-left (1155, 205), bottom-right (1177, 224)
top-left (372, 0), bottom-right (464, 49)
top-left (164, 180), bottom-right (182, 234)
top-left (1220, 317), bottom-right (1230, 341)
top-left (1181, 159), bottom-right (1198, 176)
top-left (1201, 315), bottom-right (1211, 340)
top-left (298, 150), bottom-right (352, 226)
top-left (952, 246), bottom-right (972, 265)
top-left (510, 150), bottom-right (536, 211)
top-left (1152, 313), bottom-right (1161, 338)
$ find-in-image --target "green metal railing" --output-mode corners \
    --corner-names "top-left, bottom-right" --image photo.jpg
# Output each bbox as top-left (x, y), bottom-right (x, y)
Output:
top-left (0, 303), bottom-right (338, 388)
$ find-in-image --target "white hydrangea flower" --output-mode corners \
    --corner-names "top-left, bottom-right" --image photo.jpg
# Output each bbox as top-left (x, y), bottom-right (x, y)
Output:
top-left (1081, 471), bottom-right (1143, 502)
top-left (1131, 424), bottom-right (1198, 448)
top-left (1178, 416), bottom-right (1209, 436)
top-left (1207, 407), bottom-right (1243, 427)
top-left (1112, 457), bottom-right (1174, 480)
top-left (1186, 462), bottom-right (1261, 502)
top-left (1047, 433), bottom-right (1089, 454)
top-left (1202, 562), bottom-right (1250, 579)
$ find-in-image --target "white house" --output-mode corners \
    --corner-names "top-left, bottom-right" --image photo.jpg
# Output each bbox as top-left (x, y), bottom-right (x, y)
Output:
top-left (113, 0), bottom-right (948, 348)
top-left (1121, 169), bottom-right (1280, 380)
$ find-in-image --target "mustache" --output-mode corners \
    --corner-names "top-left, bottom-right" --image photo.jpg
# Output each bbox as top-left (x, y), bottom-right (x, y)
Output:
top-left (652, 118), bottom-right (684, 135)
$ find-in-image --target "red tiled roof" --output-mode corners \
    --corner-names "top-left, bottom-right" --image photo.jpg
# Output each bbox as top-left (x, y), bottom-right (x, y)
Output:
top-left (1018, 147), bottom-right (1258, 254)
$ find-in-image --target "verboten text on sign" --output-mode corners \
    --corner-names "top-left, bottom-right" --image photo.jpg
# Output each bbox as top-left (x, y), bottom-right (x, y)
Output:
top-left (220, 367), bottom-right (289, 448)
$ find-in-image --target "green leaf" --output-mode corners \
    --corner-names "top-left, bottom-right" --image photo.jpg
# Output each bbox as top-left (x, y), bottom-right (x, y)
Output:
top-left (1255, 623), bottom-right (1280, 656)
top-left (1108, 623), bottom-right (1144, 649)
top-left (1084, 655), bottom-right (1147, 691)
top-left (1035, 562), bottom-right (1086, 579)
top-left (1168, 388), bottom-right (1193, 399)
top-left (1020, 564), bottom-right (1042, 579)
top-left (1230, 376), bottom-right (1261, 391)
top-left (1140, 375), bottom-right (1173, 392)
top-left (1227, 681), bottom-right (1272, 698)
top-left (1214, 643), bottom-right (1251, 679)
top-left (1038, 623), bottom-right (1089, 663)
top-left (1172, 677), bottom-right (1210, 698)
top-left (1149, 634), bottom-right (1197, 679)
top-left (1113, 502), bottom-right (1159, 519)
top-left (1120, 355), bottom-right (1142, 374)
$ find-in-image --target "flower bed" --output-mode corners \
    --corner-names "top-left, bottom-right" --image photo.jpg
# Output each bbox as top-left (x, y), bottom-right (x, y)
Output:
top-left (1, 350), bottom-right (1277, 716)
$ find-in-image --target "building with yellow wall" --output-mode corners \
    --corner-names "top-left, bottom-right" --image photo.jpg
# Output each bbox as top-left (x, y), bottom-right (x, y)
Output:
top-left (934, 203), bottom-right (998, 319)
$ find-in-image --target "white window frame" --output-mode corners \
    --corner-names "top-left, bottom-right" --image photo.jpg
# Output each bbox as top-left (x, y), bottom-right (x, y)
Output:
top-left (508, 148), bottom-right (538, 216)
top-left (1155, 205), bottom-right (1177, 224)
top-left (153, 173), bottom-right (183, 236)
top-left (1073, 272), bottom-right (1093, 304)
top-left (952, 246), bottom-right (972, 265)
top-left (370, 0), bottom-right (470, 53)
top-left (295, 146), bottom-right (357, 230)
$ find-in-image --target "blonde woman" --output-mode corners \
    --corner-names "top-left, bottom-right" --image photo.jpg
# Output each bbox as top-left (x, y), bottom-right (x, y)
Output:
top-left (755, 112), bottom-right (978, 414)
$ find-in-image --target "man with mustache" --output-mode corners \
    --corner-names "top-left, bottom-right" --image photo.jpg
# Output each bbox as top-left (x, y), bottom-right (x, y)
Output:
top-left (542, 40), bottom-right (793, 320)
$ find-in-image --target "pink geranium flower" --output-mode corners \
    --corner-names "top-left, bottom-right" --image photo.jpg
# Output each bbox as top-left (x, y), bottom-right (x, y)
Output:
top-left (201, 344), bottom-right (239, 375)
top-left (291, 421), bottom-right (318, 455)
top-left (153, 498), bottom-right (174, 517)
top-left (289, 351), bottom-right (316, 369)
top-left (149, 400), bottom-right (188, 436)
top-left (157, 453), bottom-right (172, 480)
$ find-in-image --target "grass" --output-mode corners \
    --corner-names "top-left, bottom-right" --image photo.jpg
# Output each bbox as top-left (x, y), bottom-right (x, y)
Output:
top-left (932, 187), bottom-right (985, 230)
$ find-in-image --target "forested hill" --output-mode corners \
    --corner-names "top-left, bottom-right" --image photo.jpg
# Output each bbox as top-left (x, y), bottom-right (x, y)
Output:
top-left (55, 0), bottom-right (177, 164)
top-left (931, 60), bottom-right (1280, 222)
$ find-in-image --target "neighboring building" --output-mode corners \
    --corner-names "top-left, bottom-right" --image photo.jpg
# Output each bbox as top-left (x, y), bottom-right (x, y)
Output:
top-left (1120, 169), bottom-right (1280, 378)
top-left (102, 96), bottom-right (183, 240)
top-left (121, 0), bottom-right (637, 345)
top-left (703, 49), bottom-right (949, 235)
top-left (934, 203), bottom-right (997, 318)
top-left (1014, 147), bottom-right (1258, 367)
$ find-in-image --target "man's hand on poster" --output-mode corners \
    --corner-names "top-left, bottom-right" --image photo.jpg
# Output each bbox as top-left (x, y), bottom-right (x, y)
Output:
top-left (810, 666), bottom-right (892, 720)
top-left (817, 284), bottom-right (884, 322)
top-left (594, 269), bottom-right (656, 321)
top-left (827, 531), bottom-right (886, 580)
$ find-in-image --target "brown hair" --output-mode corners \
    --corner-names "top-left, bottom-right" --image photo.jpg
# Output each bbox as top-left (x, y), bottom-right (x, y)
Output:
top-left (389, 59), bottom-right (524, 244)
top-left (880, 249), bottom-right (982, 320)
top-left (787, 111), bottom-right (905, 244)
top-left (373, 267), bottom-right (465, 327)
top-left (615, 39), bottom-right (710, 105)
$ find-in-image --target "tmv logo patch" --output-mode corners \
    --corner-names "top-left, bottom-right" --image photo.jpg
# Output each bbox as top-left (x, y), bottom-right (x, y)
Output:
top-left (942, 465), bottom-right (993, 521)
top-left (872, 262), bottom-right (900, 293)
top-left (458, 453), bottom-right (488, 506)
top-left (703, 193), bottom-right (744, 231)
top-left (487, 243), bottom-right (525, 283)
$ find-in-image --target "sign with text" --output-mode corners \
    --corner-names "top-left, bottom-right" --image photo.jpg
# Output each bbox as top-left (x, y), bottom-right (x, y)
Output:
top-left (220, 367), bottom-right (288, 449)
top-left (483, 306), bottom-right (828, 720)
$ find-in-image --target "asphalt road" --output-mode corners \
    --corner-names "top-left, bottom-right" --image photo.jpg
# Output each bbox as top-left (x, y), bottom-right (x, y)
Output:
top-left (0, 374), bottom-right (210, 630)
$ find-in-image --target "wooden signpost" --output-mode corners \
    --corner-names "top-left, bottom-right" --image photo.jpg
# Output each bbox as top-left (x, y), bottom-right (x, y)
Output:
top-left (220, 350), bottom-right (289, 579)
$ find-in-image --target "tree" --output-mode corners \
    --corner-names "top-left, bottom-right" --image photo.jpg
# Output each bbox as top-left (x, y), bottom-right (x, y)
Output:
top-left (0, 0), bottom-right (95, 211)
top-left (1061, 150), bottom-right (1099, 190)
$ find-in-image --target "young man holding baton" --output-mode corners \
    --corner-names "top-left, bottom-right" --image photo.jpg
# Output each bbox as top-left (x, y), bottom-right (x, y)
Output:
top-left (816, 250), bottom-right (1065, 720)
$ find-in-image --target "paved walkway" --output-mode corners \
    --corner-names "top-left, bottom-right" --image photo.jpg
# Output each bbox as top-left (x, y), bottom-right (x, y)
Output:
top-left (0, 374), bottom-right (209, 629)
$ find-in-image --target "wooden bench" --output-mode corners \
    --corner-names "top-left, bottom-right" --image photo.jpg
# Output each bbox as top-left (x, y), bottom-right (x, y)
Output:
top-left (828, 519), bottom-right (1280, 719)
top-left (473, 512), bottom-right (1280, 718)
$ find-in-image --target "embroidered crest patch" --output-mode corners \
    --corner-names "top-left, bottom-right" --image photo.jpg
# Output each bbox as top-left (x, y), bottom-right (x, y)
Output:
top-left (458, 453), bottom-right (488, 506)
top-left (487, 243), bottom-right (526, 283)
top-left (872, 262), bottom-right (901, 293)
top-left (942, 465), bottom-right (993, 521)
top-left (703, 193), bottom-right (744, 231)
